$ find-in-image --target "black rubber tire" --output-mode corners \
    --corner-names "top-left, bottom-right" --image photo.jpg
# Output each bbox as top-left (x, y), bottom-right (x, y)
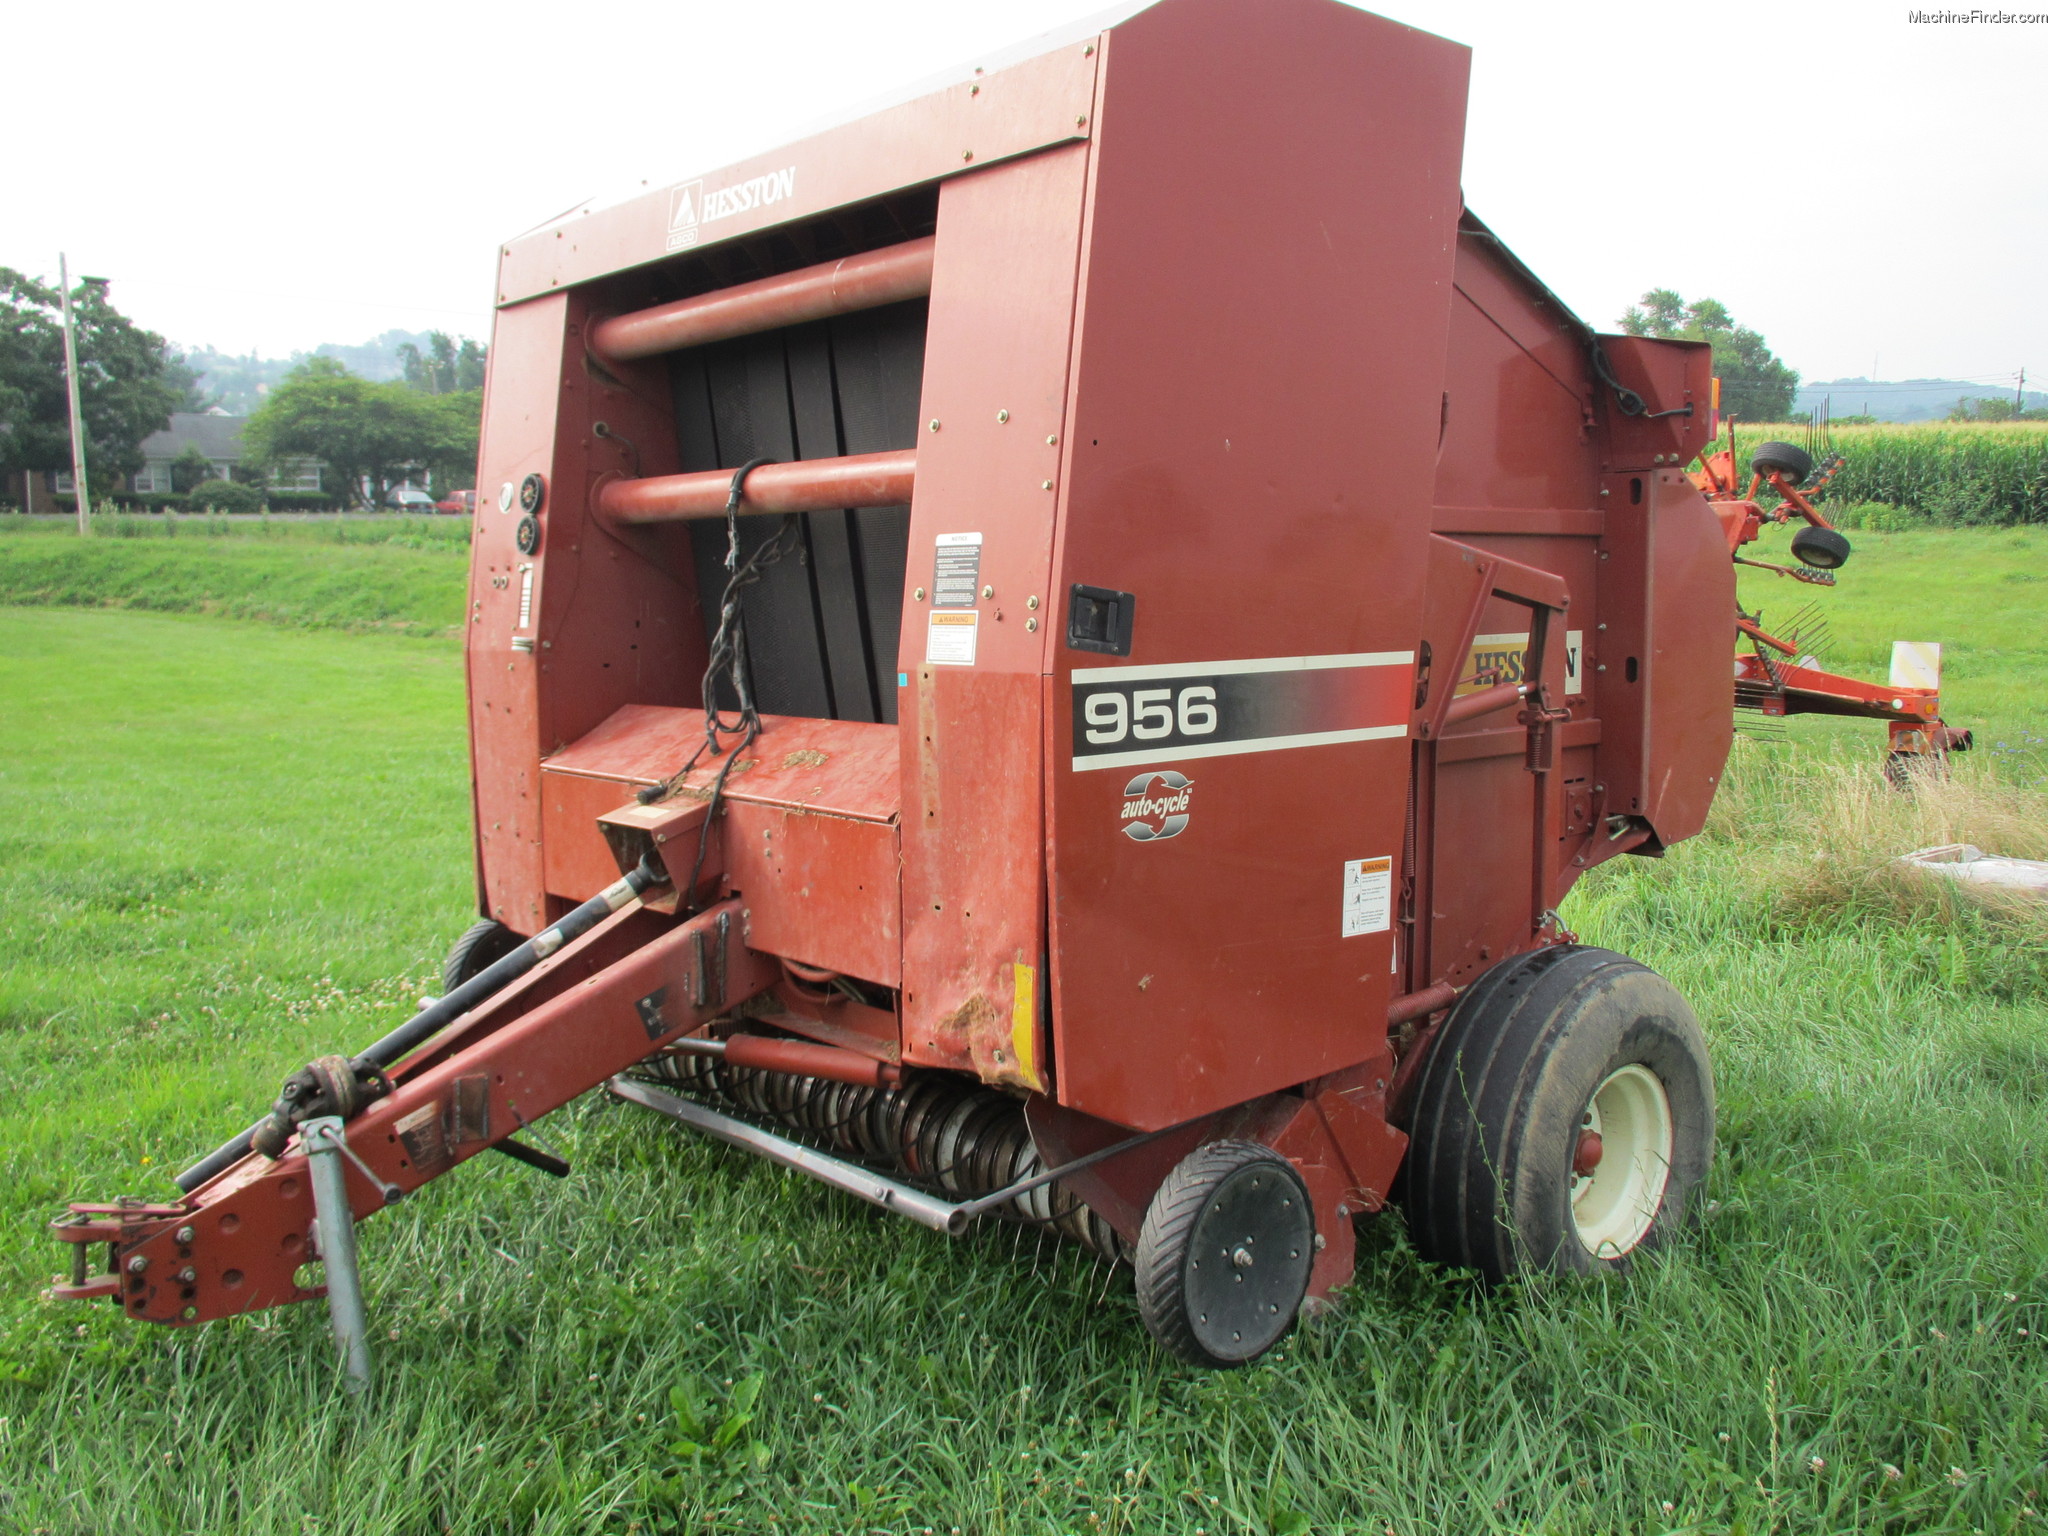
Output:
top-left (1400, 945), bottom-right (1714, 1283)
top-left (1789, 524), bottom-right (1852, 570)
top-left (1749, 440), bottom-right (1814, 484)
top-left (441, 918), bottom-right (523, 994)
top-left (1135, 1140), bottom-right (1316, 1368)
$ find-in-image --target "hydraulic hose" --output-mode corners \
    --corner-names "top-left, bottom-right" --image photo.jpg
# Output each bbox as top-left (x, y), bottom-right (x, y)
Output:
top-left (175, 859), bottom-right (668, 1194)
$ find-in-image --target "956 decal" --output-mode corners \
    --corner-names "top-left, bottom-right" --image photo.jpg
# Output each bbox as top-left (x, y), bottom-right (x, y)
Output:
top-left (1070, 651), bottom-right (1413, 772)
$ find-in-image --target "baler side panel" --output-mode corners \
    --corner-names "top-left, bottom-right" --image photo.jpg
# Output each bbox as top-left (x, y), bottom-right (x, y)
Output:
top-left (1433, 238), bottom-right (1599, 514)
top-left (898, 144), bottom-right (1093, 1093)
top-left (1045, 0), bottom-right (1472, 1130)
top-left (470, 292), bottom-right (710, 929)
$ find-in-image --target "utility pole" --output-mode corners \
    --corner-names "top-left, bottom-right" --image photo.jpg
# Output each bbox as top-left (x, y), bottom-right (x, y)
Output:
top-left (2019, 368), bottom-right (2027, 418)
top-left (58, 254), bottom-right (91, 535)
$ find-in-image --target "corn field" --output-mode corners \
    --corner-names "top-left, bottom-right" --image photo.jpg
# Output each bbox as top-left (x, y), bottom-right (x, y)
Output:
top-left (1721, 420), bottom-right (2048, 526)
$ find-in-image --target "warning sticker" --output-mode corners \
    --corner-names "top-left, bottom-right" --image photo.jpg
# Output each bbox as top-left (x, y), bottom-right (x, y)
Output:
top-left (931, 532), bottom-right (983, 608)
top-left (1342, 856), bottom-right (1392, 938)
top-left (926, 609), bottom-right (979, 665)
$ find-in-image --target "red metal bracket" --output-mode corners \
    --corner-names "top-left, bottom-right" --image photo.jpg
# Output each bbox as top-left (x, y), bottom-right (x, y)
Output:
top-left (52, 900), bottom-right (774, 1327)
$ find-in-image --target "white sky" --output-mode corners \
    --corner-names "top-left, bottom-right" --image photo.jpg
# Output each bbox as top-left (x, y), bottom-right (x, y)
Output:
top-left (5, 0), bottom-right (2041, 390)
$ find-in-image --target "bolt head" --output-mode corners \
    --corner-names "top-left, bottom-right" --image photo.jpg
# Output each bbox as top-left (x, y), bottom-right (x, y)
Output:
top-left (981, 585), bottom-right (993, 599)
top-left (996, 409), bottom-right (1009, 423)
top-left (1025, 618), bottom-right (1038, 632)
top-left (126, 1256), bottom-right (148, 1274)
top-left (177, 1267), bottom-right (197, 1284)
top-left (914, 587), bottom-right (926, 601)
top-left (175, 1226), bottom-right (195, 1245)
top-left (1231, 1246), bottom-right (1254, 1269)
top-left (1027, 595), bottom-right (1040, 610)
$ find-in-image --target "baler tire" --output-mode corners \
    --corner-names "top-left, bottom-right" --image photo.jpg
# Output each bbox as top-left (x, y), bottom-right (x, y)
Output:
top-left (1135, 1139), bottom-right (1315, 1369)
top-left (441, 918), bottom-right (523, 994)
top-left (1399, 945), bottom-right (1713, 1283)
top-left (1749, 440), bottom-right (1814, 484)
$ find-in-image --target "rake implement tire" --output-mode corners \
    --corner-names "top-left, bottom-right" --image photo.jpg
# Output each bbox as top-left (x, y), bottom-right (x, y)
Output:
top-left (1789, 524), bottom-right (1852, 570)
top-left (1749, 440), bottom-right (1814, 484)
top-left (441, 918), bottom-right (522, 994)
top-left (1400, 945), bottom-right (1713, 1283)
top-left (1135, 1140), bottom-right (1315, 1369)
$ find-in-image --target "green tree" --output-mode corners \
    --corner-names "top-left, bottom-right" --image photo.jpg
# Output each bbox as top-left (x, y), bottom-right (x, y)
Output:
top-left (168, 443), bottom-right (215, 493)
top-left (242, 357), bottom-right (466, 509)
top-left (1948, 396), bottom-right (2048, 423)
top-left (1620, 289), bottom-right (1799, 420)
top-left (0, 268), bottom-right (187, 489)
top-left (398, 331), bottom-right (487, 396)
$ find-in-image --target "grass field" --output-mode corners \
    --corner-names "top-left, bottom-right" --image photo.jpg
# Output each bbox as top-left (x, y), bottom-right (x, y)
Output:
top-left (0, 514), bottom-right (469, 635)
top-left (0, 528), bottom-right (2044, 1535)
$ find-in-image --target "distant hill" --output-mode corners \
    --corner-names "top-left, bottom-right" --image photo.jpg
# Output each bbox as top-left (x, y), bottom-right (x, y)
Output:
top-left (1794, 377), bottom-right (2046, 424)
top-left (177, 330), bottom-right (452, 414)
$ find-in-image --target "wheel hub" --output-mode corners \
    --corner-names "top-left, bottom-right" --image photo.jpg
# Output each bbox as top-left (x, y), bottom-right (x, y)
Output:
top-left (1182, 1166), bottom-right (1315, 1361)
top-left (1569, 1063), bottom-right (1674, 1259)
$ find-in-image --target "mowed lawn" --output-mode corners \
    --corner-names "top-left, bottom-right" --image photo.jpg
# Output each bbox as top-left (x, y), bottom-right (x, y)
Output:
top-left (0, 525), bottom-right (2043, 1535)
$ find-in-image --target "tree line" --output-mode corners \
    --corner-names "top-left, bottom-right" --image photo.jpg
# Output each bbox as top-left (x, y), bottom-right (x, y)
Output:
top-left (1, 267), bottom-right (484, 510)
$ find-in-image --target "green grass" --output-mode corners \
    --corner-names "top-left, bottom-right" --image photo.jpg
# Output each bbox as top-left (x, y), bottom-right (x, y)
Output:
top-left (0, 526), bottom-right (2044, 1535)
top-left (0, 514), bottom-right (469, 634)
top-left (1724, 421), bottom-right (2048, 525)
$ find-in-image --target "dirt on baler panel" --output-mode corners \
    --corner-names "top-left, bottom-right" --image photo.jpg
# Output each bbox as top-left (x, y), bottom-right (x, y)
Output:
top-left (54, 0), bottom-right (1746, 1379)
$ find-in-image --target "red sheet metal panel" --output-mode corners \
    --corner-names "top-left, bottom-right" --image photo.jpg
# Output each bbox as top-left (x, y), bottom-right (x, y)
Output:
top-left (539, 706), bottom-right (902, 983)
top-left (896, 143), bottom-right (1093, 1094)
top-left (497, 44), bottom-right (1098, 305)
top-left (723, 802), bottom-right (901, 987)
top-left (542, 705), bottom-right (898, 821)
top-left (1043, 0), bottom-right (1470, 1130)
top-left (1594, 467), bottom-right (1734, 844)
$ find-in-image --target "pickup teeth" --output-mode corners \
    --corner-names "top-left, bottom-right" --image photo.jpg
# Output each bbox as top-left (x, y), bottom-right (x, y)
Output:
top-left (634, 1048), bottom-right (1125, 1261)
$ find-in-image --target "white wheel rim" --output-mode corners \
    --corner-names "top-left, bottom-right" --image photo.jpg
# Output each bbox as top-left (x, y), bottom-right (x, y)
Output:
top-left (1570, 1063), bottom-right (1674, 1258)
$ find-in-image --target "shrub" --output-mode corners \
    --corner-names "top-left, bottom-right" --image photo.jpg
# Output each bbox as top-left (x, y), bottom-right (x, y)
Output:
top-left (184, 479), bottom-right (263, 514)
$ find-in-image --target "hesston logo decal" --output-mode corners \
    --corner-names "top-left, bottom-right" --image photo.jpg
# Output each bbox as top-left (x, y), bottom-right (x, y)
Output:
top-left (667, 166), bottom-right (798, 251)
top-left (1122, 771), bottom-right (1193, 841)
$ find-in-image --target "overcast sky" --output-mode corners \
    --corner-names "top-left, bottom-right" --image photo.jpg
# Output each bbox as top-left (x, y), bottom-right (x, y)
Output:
top-left (5, 0), bottom-right (2041, 392)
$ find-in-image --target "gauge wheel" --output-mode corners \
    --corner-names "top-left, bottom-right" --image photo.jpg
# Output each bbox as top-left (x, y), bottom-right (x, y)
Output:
top-left (1135, 1139), bottom-right (1317, 1368)
top-left (441, 918), bottom-right (523, 994)
top-left (1789, 524), bottom-right (1851, 570)
top-left (1749, 440), bottom-right (1814, 483)
top-left (1400, 945), bottom-right (1714, 1281)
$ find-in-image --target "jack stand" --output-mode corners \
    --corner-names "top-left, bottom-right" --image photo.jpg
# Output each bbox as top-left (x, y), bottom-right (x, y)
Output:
top-left (301, 1116), bottom-right (371, 1393)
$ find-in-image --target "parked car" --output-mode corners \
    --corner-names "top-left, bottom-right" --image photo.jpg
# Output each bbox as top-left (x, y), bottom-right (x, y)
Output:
top-left (386, 486), bottom-right (437, 512)
top-left (435, 488), bottom-right (477, 515)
